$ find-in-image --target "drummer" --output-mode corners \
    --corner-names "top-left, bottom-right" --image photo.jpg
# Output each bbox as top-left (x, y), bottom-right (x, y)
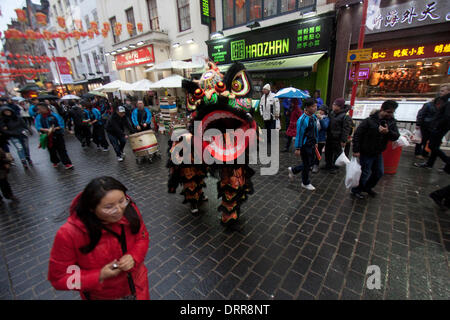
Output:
top-left (131, 100), bottom-right (152, 133)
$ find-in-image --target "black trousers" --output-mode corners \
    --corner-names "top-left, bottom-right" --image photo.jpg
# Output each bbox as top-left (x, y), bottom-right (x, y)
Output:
top-left (431, 185), bottom-right (450, 207)
top-left (426, 132), bottom-right (450, 169)
top-left (0, 178), bottom-right (13, 199)
top-left (108, 133), bottom-right (126, 157)
top-left (415, 127), bottom-right (431, 156)
top-left (325, 139), bottom-right (342, 169)
top-left (48, 134), bottom-right (72, 165)
top-left (74, 125), bottom-right (92, 146)
top-left (292, 145), bottom-right (315, 185)
top-left (92, 124), bottom-right (109, 149)
top-left (264, 120), bottom-right (276, 145)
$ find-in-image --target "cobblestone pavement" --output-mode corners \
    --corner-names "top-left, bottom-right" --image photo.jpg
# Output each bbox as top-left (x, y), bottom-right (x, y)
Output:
top-left (0, 131), bottom-right (449, 300)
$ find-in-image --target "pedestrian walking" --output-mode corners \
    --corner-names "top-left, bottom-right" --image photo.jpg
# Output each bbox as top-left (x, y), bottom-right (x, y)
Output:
top-left (414, 93), bottom-right (450, 173)
top-left (324, 98), bottom-right (353, 174)
top-left (18, 100), bottom-right (33, 134)
top-left (0, 149), bottom-right (19, 204)
top-left (68, 101), bottom-right (91, 148)
top-left (312, 105), bottom-right (330, 173)
top-left (415, 97), bottom-right (438, 159)
top-left (106, 106), bottom-right (131, 162)
top-left (28, 97), bottom-right (39, 118)
top-left (35, 103), bottom-right (74, 169)
top-left (86, 104), bottom-right (109, 151)
top-left (0, 106), bottom-right (33, 169)
top-left (48, 176), bottom-right (150, 300)
top-left (259, 84), bottom-right (280, 145)
top-left (313, 90), bottom-right (324, 107)
top-left (351, 100), bottom-right (400, 199)
top-left (283, 98), bottom-right (303, 152)
top-left (288, 98), bottom-right (318, 191)
top-left (131, 100), bottom-right (152, 133)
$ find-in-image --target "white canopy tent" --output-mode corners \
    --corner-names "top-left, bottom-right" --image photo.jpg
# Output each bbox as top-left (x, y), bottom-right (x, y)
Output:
top-left (130, 79), bottom-right (154, 92)
top-left (149, 75), bottom-right (185, 89)
top-left (97, 80), bottom-right (133, 92)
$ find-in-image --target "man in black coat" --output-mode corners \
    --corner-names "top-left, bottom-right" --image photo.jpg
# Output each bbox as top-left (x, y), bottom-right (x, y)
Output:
top-left (67, 101), bottom-right (91, 147)
top-left (415, 93), bottom-right (450, 172)
top-left (351, 100), bottom-right (400, 199)
top-left (324, 98), bottom-right (353, 173)
top-left (106, 106), bottom-right (131, 161)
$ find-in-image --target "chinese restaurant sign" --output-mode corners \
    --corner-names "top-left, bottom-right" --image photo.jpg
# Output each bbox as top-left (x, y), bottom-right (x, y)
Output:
top-left (55, 57), bottom-right (73, 84)
top-left (349, 68), bottom-right (370, 80)
top-left (200, 0), bottom-right (211, 26)
top-left (366, 0), bottom-right (450, 34)
top-left (361, 42), bottom-right (450, 63)
top-left (115, 45), bottom-right (155, 70)
top-left (207, 15), bottom-right (333, 64)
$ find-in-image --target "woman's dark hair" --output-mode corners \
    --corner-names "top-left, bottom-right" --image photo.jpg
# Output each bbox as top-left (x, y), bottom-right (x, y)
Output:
top-left (76, 176), bottom-right (141, 254)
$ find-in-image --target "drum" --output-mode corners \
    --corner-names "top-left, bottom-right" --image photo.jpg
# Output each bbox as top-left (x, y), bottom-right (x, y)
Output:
top-left (129, 130), bottom-right (158, 157)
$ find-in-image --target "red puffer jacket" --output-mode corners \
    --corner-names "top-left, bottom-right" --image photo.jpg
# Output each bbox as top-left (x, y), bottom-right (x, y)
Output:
top-left (286, 106), bottom-right (303, 137)
top-left (48, 193), bottom-right (150, 300)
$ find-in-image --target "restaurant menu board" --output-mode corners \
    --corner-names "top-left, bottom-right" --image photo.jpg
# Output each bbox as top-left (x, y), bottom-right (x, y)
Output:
top-left (349, 101), bottom-right (426, 122)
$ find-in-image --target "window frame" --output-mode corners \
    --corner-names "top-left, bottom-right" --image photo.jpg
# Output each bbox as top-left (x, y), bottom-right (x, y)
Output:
top-left (146, 0), bottom-right (160, 31)
top-left (177, 0), bottom-right (191, 32)
top-left (222, 0), bottom-right (316, 30)
top-left (125, 7), bottom-right (137, 37)
top-left (109, 16), bottom-right (119, 43)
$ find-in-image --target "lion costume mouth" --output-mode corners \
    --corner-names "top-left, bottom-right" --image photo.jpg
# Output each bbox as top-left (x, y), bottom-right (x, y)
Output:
top-left (194, 107), bottom-right (257, 162)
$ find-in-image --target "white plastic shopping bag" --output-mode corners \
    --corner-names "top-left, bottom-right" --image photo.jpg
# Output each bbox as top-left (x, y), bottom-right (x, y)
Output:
top-left (411, 128), bottom-right (422, 144)
top-left (275, 119), bottom-right (281, 130)
top-left (392, 135), bottom-right (410, 149)
top-left (345, 157), bottom-right (362, 189)
top-left (335, 148), bottom-right (350, 167)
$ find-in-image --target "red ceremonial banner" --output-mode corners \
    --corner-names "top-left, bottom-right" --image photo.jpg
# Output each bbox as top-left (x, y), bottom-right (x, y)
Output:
top-left (115, 45), bottom-right (155, 70)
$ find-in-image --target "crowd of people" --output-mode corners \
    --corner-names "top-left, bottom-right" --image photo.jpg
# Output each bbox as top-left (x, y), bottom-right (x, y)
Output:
top-left (259, 83), bottom-right (449, 207)
top-left (0, 95), bottom-right (155, 203)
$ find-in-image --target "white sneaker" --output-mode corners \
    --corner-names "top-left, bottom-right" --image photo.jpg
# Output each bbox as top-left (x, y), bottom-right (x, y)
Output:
top-left (117, 157), bottom-right (124, 162)
top-left (301, 183), bottom-right (316, 191)
top-left (288, 167), bottom-right (294, 181)
top-left (312, 165), bottom-right (319, 173)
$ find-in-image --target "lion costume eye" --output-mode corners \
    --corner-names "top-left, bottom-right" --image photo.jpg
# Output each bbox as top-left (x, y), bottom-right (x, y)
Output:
top-left (186, 94), bottom-right (197, 111)
top-left (230, 70), bottom-right (250, 96)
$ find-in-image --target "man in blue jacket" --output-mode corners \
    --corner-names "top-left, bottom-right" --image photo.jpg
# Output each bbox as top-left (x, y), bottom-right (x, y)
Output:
top-left (287, 98), bottom-right (318, 191)
top-left (85, 103), bottom-right (109, 151)
top-left (35, 103), bottom-right (73, 169)
top-left (131, 100), bottom-right (152, 133)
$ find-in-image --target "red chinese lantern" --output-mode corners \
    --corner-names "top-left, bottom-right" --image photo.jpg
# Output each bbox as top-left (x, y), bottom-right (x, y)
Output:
top-left (114, 23), bottom-right (122, 37)
top-left (90, 21), bottom-right (98, 31)
top-left (14, 60), bottom-right (18, 65)
top-left (101, 29), bottom-right (109, 38)
top-left (81, 31), bottom-right (88, 38)
top-left (127, 23), bottom-right (133, 35)
top-left (74, 20), bottom-right (83, 30)
top-left (103, 22), bottom-right (110, 31)
top-left (35, 12), bottom-right (47, 26)
top-left (87, 29), bottom-right (94, 39)
top-left (72, 30), bottom-right (81, 40)
top-left (15, 54), bottom-right (21, 59)
top-left (59, 31), bottom-right (68, 40)
top-left (137, 23), bottom-right (143, 33)
top-left (26, 29), bottom-right (37, 40)
top-left (43, 30), bottom-right (52, 40)
top-left (0, 53), bottom-right (4, 57)
top-left (57, 16), bottom-right (66, 29)
top-left (15, 9), bottom-right (28, 23)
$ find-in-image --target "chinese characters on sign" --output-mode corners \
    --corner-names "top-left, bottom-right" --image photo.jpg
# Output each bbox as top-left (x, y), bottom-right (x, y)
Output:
top-left (364, 42), bottom-right (450, 63)
top-left (115, 45), bottom-right (155, 70)
top-left (366, 0), bottom-right (450, 34)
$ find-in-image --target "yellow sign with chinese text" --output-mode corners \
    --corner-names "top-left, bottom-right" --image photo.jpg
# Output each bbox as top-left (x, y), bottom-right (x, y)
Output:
top-left (347, 48), bottom-right (373, 62)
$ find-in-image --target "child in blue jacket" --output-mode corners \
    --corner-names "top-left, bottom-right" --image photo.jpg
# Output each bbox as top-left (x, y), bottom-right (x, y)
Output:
top-left (288, 98), bottom-right (318, 191)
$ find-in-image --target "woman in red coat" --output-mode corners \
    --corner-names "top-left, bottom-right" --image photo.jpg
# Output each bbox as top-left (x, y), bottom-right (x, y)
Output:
top-left (283, 99), bottom-right (303, 152)
top-left (48, 176), bottom-right (150, 300)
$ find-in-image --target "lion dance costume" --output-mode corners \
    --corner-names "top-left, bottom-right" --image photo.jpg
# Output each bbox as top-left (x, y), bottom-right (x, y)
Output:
top-left (167, 62), bottom-right (258, 225)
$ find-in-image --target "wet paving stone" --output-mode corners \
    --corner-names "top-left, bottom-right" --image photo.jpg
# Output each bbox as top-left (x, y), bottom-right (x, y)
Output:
top-left (0, 132), bottom-right (448, 299)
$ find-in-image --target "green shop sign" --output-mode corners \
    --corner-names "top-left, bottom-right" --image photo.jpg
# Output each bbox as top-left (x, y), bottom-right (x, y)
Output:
top-left (200, 0), bottom-right (210, 26)
top-left (207, 15), bottom-right (333, 64)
